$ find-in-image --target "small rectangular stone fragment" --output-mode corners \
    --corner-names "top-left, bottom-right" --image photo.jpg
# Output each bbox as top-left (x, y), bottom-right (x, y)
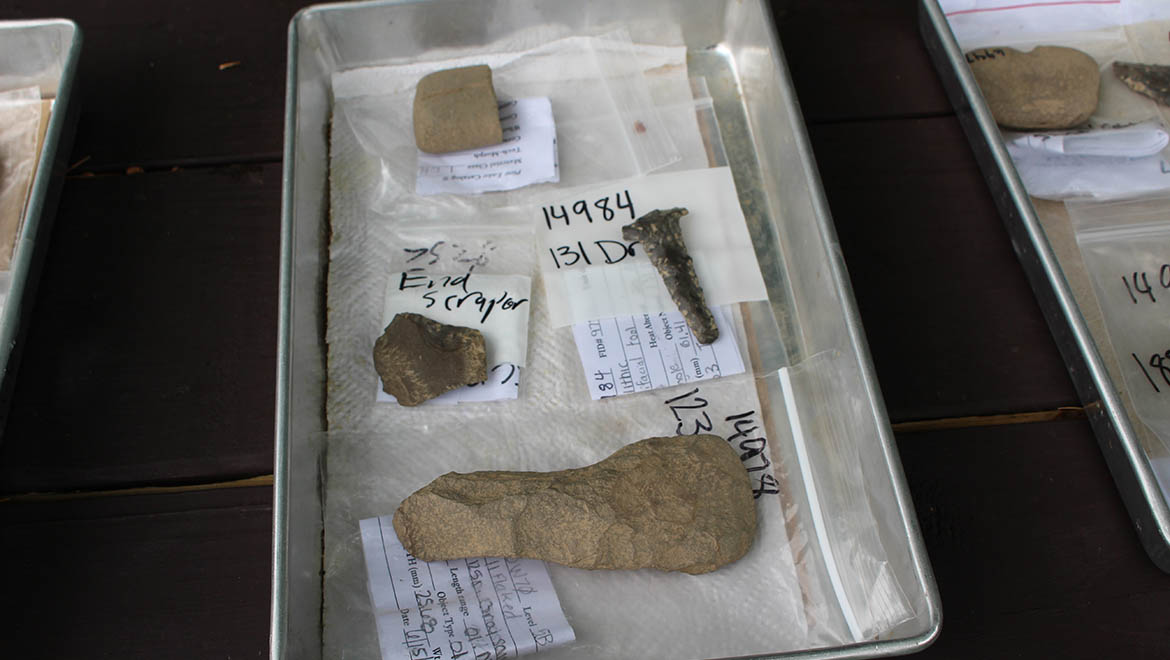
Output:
top-left (413, 64), bottom-right (504, 154)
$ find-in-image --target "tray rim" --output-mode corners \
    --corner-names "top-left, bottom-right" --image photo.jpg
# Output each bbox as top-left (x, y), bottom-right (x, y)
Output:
top-left (274, 1), bottom-right (943, 657)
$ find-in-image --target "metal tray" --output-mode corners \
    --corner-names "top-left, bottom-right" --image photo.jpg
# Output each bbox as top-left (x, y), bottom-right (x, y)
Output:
top-left (0, 19), bottom-right (82, 437)
top-left (276, 1), bottom-right (941, 657)
top-left (918, 0), bottom-right (1170, 572)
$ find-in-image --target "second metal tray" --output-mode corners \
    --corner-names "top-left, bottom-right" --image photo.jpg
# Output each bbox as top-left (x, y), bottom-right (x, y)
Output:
top-left (919, 0), bottom-right (1170, 572)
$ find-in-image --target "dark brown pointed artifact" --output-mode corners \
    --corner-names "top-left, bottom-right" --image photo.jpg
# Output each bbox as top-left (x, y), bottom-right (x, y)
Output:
top-left (1114, 61), bottom-right (1170, 107)
top-left (621, 207), bottom-right (718, 344)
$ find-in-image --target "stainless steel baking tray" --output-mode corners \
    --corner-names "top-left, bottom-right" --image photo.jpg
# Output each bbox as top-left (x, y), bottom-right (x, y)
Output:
top-left (276, 1), bottom-right (941, 657)
top-left (0, 19), bottom-right (82, 436)
top-left (918, 0), bottom-right (1170, 572)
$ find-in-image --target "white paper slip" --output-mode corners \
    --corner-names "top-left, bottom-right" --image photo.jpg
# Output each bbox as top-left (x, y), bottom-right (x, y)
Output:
top-left (573, 306), bottom-right (745, 400)
top-left (1007, 122), bottom-right (1170, 158)
top-left (377, 363), bottom-right (521, 405)
top-left (657, 382), bottom-right (781, 500)
top-left (536, 167), bottom-right (768, 327)
top-left (360, 516), bottom-right (576, 660)
top-left (417, 97), bottom-right (558, 196)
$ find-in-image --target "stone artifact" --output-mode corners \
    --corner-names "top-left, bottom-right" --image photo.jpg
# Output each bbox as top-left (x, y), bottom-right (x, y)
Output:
top-left (621, 207), bottom-right (719, 344)
top-left (394, 434), bottom-right (757, 574)
top-left (373, 312), bottom-right (487, 406)
top-left (413, 64), bottom-right (503, 154)
top-left (965, 46), bottom-right (1099, 130)
top-left (1113, 61), bottom-right (1170, 107)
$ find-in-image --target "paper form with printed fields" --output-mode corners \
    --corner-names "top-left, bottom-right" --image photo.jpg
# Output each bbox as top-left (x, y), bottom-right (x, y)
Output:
top-left (360, 516), bottom-right (575, 660)
top-left (572, 306), bottom-right (745, 400)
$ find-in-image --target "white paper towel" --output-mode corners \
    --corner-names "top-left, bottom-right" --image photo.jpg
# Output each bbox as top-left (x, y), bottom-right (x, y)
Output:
top-left (323, 34), bottom-right (826, 660)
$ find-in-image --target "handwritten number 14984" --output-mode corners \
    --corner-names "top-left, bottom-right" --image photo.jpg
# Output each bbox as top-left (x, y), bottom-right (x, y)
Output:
top-left (542, 190), bottom-right (635, 230)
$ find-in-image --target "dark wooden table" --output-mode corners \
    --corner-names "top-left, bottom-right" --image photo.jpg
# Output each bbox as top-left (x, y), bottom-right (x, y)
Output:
top-left (2, 1), bottom-right (1169, 658)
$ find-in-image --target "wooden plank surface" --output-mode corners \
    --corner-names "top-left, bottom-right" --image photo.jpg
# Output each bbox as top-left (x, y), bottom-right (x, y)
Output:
top-left (0, 486), bottom-right (272, 659)
top-left (0, 1), bottom-right (305, 170)
top-left (899, 420), bottom-right (1170, 659)
top-left (808, 116), bottom-right (1081, 422)
top-left (775, 0), bottom-right (952, 122)
top-left (0, 1), bottom-right (1165, 659)
top-left (0, 164), bottom-right (281, 493)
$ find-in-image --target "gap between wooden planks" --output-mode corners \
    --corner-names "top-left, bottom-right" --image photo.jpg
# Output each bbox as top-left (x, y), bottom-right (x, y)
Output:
top-left (893, 406), bottom-right (1085, 433)
top-left (0, 474), bottom-right (274, 504)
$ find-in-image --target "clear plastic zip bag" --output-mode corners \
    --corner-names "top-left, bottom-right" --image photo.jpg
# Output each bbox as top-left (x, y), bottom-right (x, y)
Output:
top-left (775, 350), bottom-right (915, 643)
top-left (335, 29), bottom-right (684, 216)
top-left (1068, 194), bottom-right (1170, 455)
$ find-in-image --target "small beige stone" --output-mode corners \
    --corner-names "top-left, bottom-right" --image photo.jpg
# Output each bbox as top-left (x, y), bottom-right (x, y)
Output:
top-left (966, 45), bottom-right (1100, 130)
top-left (373, 312), bottom-right (487, 406)
top-left (393, 434), bottom-right (758, 574)
top-left (413, 65), bottom-right (504, 154)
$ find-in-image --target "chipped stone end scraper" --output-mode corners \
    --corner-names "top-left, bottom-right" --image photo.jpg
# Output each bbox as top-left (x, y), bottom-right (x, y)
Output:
top-left (373, 312), bottom-right (487, 406)
top-left (394, 434), bottom-right (758, 574)
top-left (621, 207), bottom-right (720, 345)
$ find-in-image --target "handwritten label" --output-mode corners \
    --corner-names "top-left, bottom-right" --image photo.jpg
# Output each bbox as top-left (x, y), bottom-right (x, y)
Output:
top-left (377, 362), bottom-right (521, 406)
top-left (1131, 351), bottom-right (1170, 394)
top-left (1121, 265), bottom-right (1170, 305)
top-left (1074, 218), bottom-right (1170, 450)
top-left (572, 306), bottom-right (744, 400)
top-left (394, 270), bottom-right (531, 326)
top-left (377, 250), bottom-right (531, 404)
top-left (964, 47), bottom-right (1007, 63)
top-left (360, 516), bottom-right (575, 660)
top-left (661, 387), bottom-right (780, 499)
top-left (536, 167), bottom-right (768, 327)
top-left (417, 98), bottom-right (558, 196)
top-left (383, 271), bottom-right (531, 368)
top-left (403, 240), bottom-right (498, 271)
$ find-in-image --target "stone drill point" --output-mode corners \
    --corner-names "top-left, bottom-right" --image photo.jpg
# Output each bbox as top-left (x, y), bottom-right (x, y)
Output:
top-left (1114, 61), bottom-right (1170, 107)
top-left (622, 207), bottom-right (719, 344)
top-left (373, 312), bottom-right (487, 406)
top-left (393, 434), bottom-right (757, 574)
top-left (413, 64), bottom-right (504, 154)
